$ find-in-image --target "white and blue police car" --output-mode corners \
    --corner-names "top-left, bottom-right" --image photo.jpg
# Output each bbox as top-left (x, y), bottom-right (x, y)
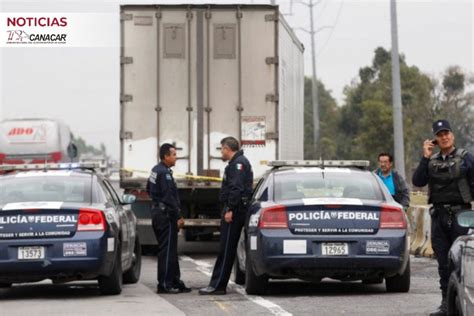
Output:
top-left (234, 160), bottom-right (410, 295)
top-left (0, 163), bottom-right (141, 295)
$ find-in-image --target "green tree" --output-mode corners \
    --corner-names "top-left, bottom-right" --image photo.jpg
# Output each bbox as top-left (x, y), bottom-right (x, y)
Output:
top-left (304, 77), bottom-right (340, 159)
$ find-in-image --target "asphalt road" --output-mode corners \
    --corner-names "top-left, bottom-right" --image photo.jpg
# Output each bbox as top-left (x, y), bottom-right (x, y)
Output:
top-left (0, 235), bottom-right (442, 316)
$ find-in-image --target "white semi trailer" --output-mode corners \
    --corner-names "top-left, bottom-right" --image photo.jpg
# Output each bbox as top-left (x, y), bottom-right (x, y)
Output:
top-left (120, 4), bottom-right (304, 245)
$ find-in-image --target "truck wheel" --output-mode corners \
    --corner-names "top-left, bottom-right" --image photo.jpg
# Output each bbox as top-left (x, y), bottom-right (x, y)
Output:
top-left (123, 235), bottom-right (142, 284)
top-left (184, 229), bottom-right (197, 242)
top-left (447, 272), bottom-right (462, 315)
top-left (385, 259), bottom-right (410, 293)
top-left (245, 254), bottom-right (268, 295)
top-left (233, 256), bottom-right (245, 285)
top-left (99, 244), bottom-right (123, 295)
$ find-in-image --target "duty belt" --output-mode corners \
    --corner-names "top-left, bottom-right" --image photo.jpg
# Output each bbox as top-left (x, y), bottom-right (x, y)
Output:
top-left (433, 203), bottom-right (472, 228)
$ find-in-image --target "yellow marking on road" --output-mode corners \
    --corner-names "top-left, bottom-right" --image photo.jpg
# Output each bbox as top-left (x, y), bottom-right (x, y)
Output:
top-left (214, 300), bottom-right (230, 313)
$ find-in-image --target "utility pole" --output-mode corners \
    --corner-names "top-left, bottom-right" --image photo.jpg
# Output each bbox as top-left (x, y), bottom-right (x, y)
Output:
top-left (309, 0), bottom-right (320, 158)
top-left (390, 0), bottom-right (406, 178)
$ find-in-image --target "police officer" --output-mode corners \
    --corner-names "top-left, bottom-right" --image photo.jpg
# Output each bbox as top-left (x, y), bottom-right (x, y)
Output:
top-left (199, 137), bottom-right (253, 295)
top-left (147, 143), bottom-right (191, 294)
top-left (412, 119), bottom-right (474, 315)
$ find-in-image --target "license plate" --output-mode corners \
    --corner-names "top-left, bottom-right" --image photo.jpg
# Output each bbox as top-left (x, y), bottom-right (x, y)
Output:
top-left (321, 243), bottom-right (348, 256)
top-left (18, 246), bottom-right (45, 260)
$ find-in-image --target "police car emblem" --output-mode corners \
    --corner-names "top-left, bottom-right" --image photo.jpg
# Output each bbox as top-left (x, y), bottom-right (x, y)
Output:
top-left (330, 211), bottom-right (337, 219)
top-left (28, 216), bottom-right (35, 223)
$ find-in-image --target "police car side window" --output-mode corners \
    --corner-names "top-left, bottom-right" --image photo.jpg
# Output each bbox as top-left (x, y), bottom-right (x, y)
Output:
top-left (253, 175), bottom-right (270, 202)
top-left (98, 180), bottom-right (117, 206)
top-left (103, 179), bottom-right (121, 205)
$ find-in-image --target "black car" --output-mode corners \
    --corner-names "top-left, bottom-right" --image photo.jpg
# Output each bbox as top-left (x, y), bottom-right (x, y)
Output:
top-left (447, 211), bottom-right (474, 315)
top-left (0, 163), bottom-right (141, 295)
top-left (234, 160), bottom-right (410, 295)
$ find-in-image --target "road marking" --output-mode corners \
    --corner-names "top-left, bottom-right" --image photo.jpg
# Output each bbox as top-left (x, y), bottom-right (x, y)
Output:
top-left (180, 256), bottom-right (292, 316)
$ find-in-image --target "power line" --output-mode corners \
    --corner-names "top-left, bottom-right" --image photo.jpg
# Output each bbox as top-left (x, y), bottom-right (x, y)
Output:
top-left (317, 0), bottom-right (345, 57)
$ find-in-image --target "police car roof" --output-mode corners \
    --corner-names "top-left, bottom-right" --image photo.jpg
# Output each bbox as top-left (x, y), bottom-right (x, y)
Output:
top-left (1, 168), bottom-right (93, 179)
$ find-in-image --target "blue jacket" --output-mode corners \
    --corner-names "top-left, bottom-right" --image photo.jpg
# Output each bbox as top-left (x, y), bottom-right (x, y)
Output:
top-left (147, 162), bottom-right (181, 215)
top-left (220, 150), bottom-right (253, 212)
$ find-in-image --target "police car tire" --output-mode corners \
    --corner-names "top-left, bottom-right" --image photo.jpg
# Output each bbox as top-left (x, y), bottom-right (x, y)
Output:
top-left (385, 259), bottom-right (410, 293)
top-left (245, 254), bottom-right (268, 295)
top-left (447, 272), bottom-right (462, 315)
top-left (123, 235), bottom-right (142, 284)
top-left (99, 243), bottom-right (123, 295)
top-left (233, 256), bottom-right (245, 285)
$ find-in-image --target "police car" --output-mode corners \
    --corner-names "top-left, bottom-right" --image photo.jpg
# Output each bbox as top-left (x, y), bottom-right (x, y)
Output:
top-left (0, 163), bottom-right (141, 295)
top-left (234, 160), bottom-right (410, 295)
top-left (447, 211), bottom-right (474, 315)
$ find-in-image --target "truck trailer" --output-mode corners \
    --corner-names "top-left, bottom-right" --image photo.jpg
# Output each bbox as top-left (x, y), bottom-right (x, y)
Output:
top-left (120, 4), bottom-right (304, 245)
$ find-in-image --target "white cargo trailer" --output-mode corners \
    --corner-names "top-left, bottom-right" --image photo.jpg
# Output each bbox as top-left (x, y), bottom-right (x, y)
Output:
top-left (120, 4), bottom-right (304, 245)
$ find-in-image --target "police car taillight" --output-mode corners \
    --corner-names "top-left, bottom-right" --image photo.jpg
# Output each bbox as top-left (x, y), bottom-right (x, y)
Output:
top-left (379, 205), bottom-right (407, 229)
top-left (259, 205), bottom-right (288, 229)
top-left (77, 209), bottom-right (105, 231)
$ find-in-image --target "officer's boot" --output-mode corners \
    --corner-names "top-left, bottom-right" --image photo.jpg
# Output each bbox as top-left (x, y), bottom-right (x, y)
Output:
top-left (429, 295), bottom-right (447, 316)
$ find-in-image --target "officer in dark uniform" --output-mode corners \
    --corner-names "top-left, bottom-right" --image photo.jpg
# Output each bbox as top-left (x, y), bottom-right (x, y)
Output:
top-left (199, 137), bottom-right (253, 295)
top-left (147, 143), bottom-right (191, 294)
top-left (412, 119), bottom-right (474, 315)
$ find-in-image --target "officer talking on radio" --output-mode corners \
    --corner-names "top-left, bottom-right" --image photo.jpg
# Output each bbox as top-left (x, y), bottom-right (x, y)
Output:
top-left (147, 143), bottom-right (191, 294)
top-left (412, 119), bottom-right (474, 315)
top-left (199, 137), bottom-right (253, 295)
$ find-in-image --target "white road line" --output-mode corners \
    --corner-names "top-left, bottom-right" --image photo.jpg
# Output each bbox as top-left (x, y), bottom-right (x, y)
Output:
top-left (180, 255), bottom-right (292, 316)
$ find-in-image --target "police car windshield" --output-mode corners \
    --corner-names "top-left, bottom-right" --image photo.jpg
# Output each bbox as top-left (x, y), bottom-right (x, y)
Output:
top-left (0, 172), bottom-right (92, 204)
top-left (274, 169), bottom-right (384, 202)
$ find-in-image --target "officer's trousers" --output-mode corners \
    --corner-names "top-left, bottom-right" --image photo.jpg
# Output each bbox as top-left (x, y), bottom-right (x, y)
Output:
top-left (151, 209), bottom-right (181, 289)
top-left (209, 210), bottom-right (246, 290)
top-left (430, 208), bottom-right (469, 296)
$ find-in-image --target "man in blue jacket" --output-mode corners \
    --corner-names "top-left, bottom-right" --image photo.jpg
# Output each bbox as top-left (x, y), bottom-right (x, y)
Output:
top-left (375, 152), bottom-right (410, 209)
top-left (199, 137), bottom-right (253, 295)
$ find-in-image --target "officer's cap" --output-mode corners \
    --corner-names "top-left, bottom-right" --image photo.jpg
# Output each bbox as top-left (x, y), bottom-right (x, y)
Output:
top-left (432, 119), bottom-right (452, 135)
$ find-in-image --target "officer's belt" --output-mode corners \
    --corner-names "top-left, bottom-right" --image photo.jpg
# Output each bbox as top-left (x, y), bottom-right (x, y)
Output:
top-left (433, 203), bottom-right (472, 212)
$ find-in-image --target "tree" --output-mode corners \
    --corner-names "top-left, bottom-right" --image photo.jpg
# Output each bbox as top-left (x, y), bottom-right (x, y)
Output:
top-left (71, 134), bottom-right (108, 158)
top-left (304, 77), bottom-right (340, 159)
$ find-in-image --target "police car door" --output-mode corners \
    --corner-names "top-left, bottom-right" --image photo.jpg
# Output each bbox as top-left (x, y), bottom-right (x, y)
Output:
top-left (100, 179), bottom-right (131, 265)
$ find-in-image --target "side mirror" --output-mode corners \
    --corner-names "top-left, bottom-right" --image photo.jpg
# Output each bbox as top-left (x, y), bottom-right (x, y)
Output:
top-left (457, 211), bottom-right (474, 228)
top-left (122, 194), bottom-right (136, 205)
top-left (67, 143), bottom-right (78, 159)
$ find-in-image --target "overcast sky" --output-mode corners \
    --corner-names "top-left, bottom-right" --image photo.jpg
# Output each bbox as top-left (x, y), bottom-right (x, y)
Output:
top-left (0, 0), bottom-right (472, 160)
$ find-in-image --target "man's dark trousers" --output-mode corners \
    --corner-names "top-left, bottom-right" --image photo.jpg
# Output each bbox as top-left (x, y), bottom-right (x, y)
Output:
top-left (209, 209), bottom-right (246, 290)
top-left (431, 208), bottom-right (469, 296)
top-left (152, 208), bottom-right (181, 289)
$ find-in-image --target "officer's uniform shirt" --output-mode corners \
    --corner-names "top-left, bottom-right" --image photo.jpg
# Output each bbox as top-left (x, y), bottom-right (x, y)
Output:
top-left (147, 162), bottom-right (181, 215)
top-left (412, 147), bottom-right (474, 203)
top-left (219, 150), bottom-right (253, 211)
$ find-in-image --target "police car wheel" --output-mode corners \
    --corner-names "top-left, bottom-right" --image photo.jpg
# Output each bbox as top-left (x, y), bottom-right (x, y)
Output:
top-left (99, 243), bottom-right (123, 295)
top-left (233, 256), bottom-right (245, 285)
top-left (385, 259), bottom-right (410, 293)
top-left (0, 282), bottom-right (12, 288)
top-left (123, 235), bottom-right (142, 284)
top-left (447, 272), bottom-right (462, 315)
top-left (245, 254), bottom-right (268, 295)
